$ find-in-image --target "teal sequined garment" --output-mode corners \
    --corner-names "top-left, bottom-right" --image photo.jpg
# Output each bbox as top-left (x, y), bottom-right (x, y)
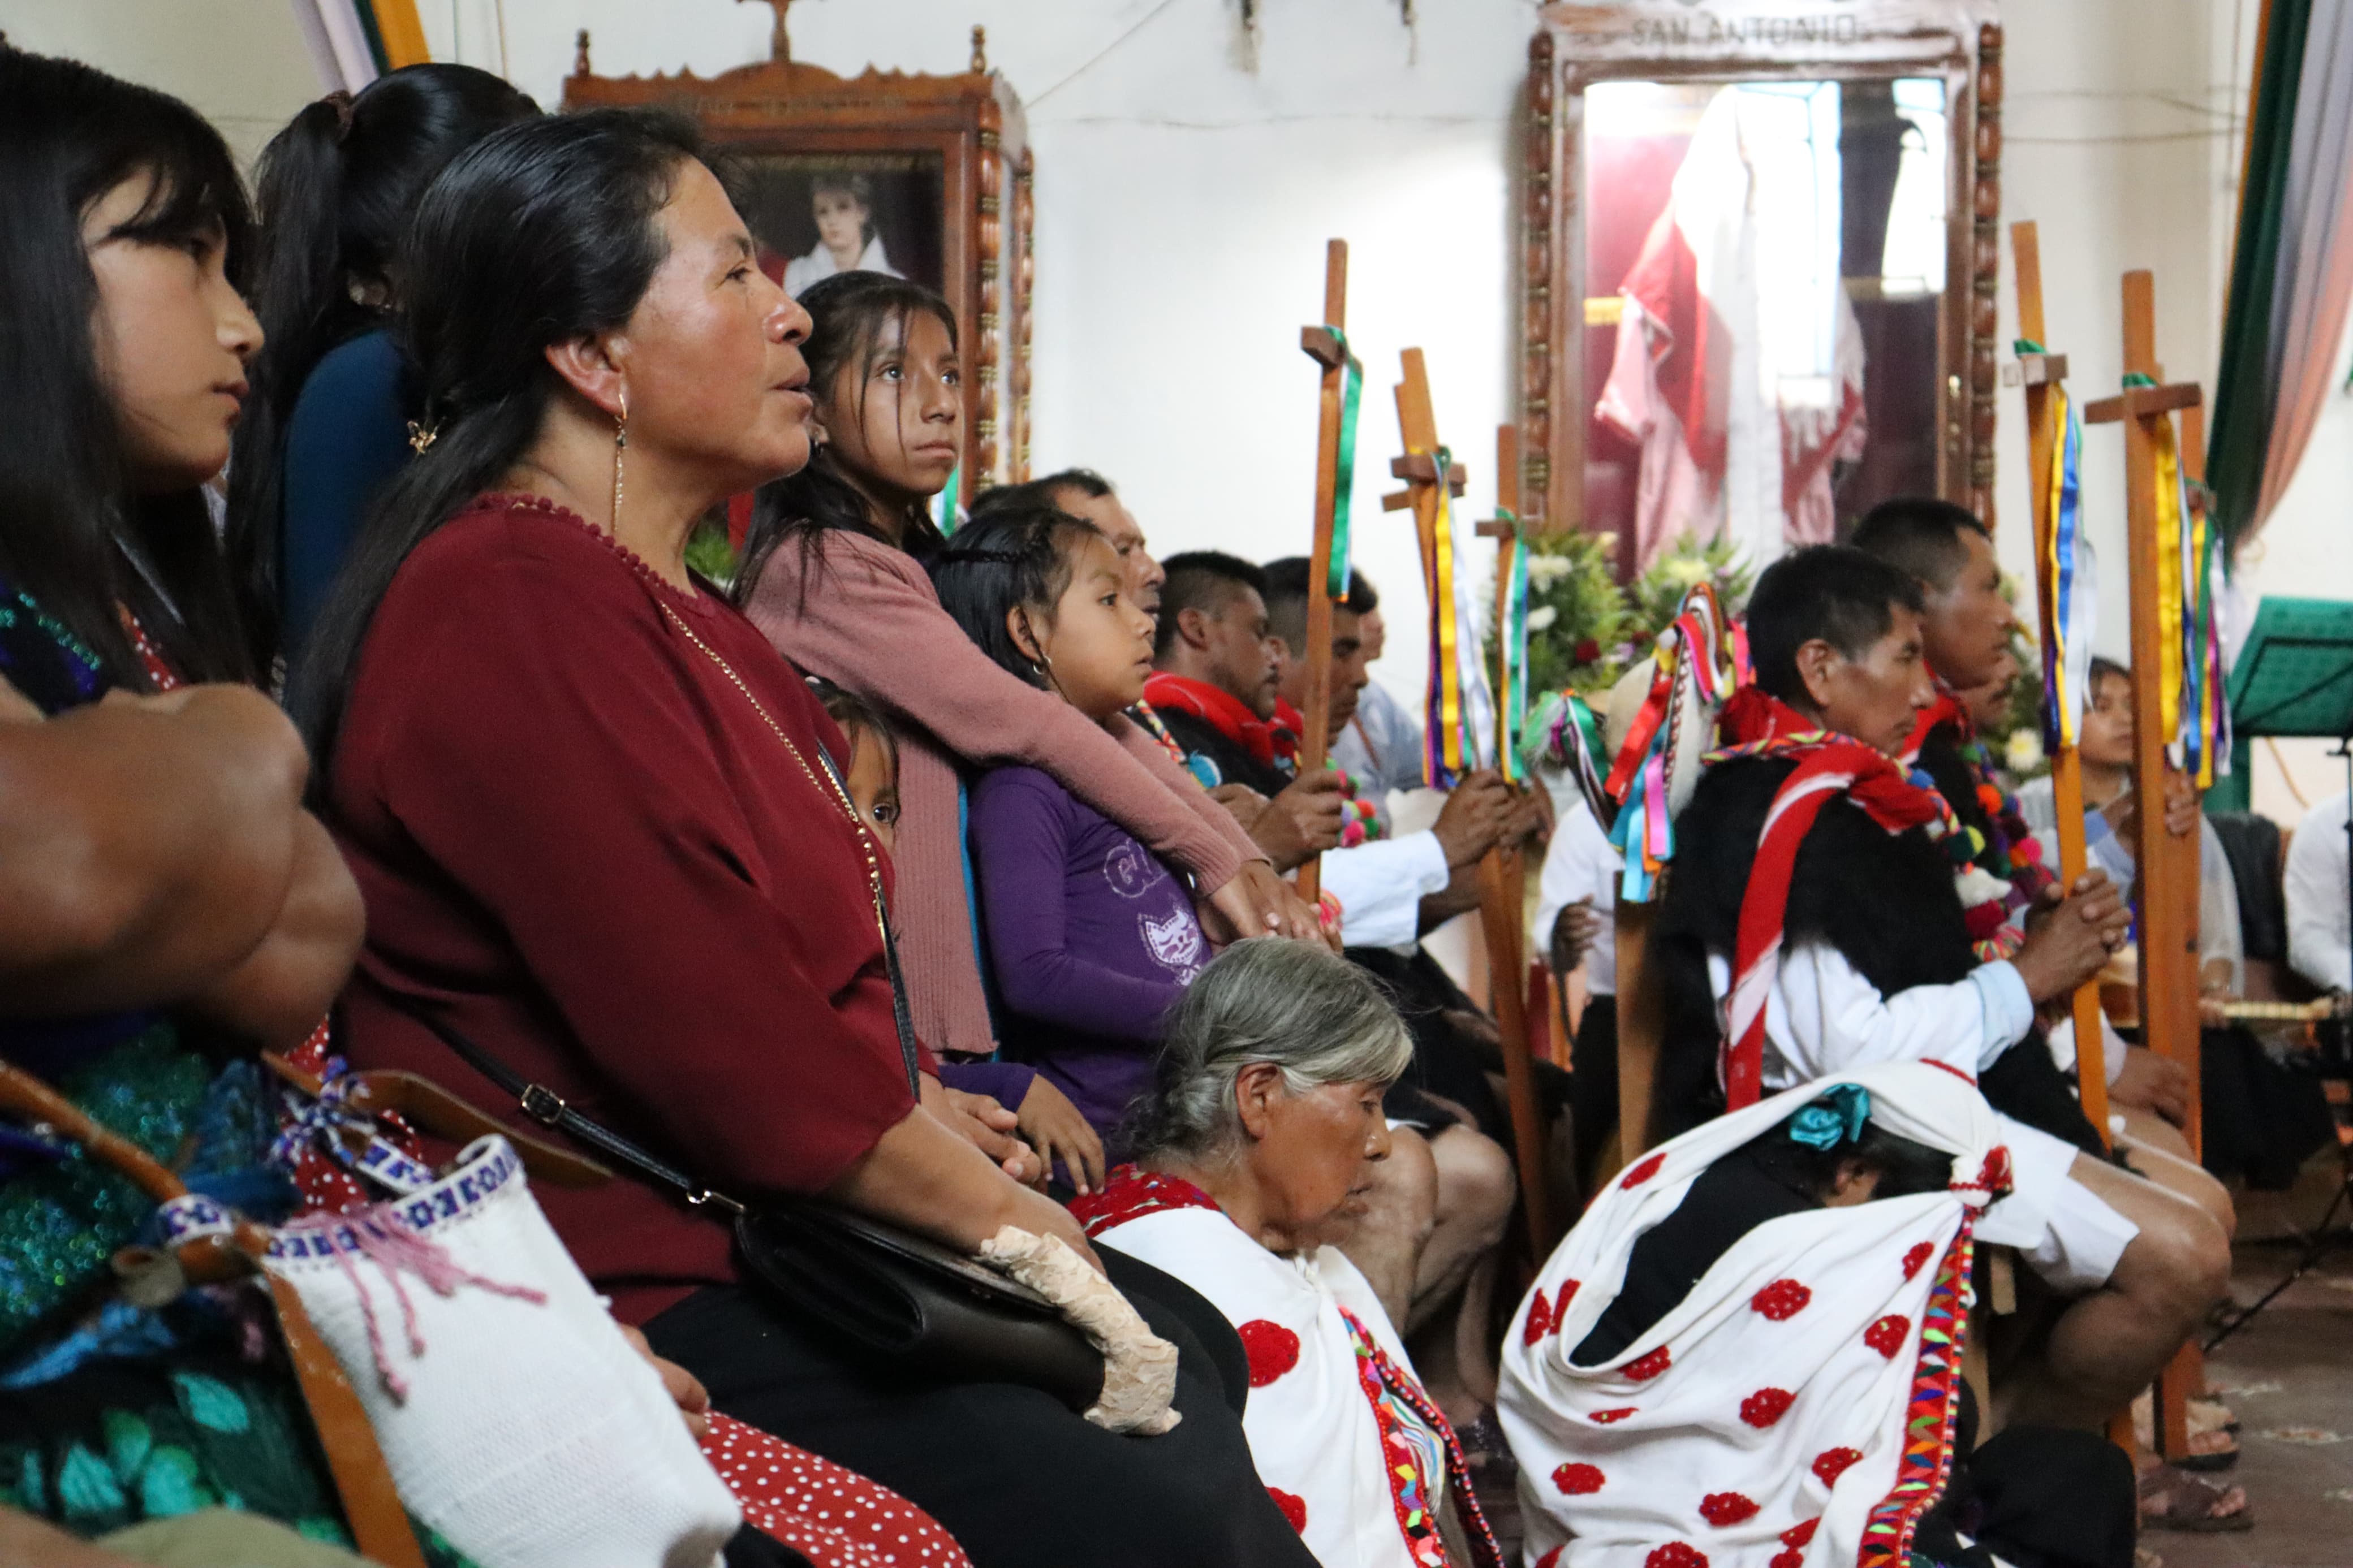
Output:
top-left (0, 1022), bottom-right (212, 1353)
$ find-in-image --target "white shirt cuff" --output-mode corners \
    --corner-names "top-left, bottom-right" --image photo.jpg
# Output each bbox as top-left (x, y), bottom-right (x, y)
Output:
top-left (1969, 960), bottom-right (2035, 1070)
top-left (1320, 831), bottom-right (1450, 953)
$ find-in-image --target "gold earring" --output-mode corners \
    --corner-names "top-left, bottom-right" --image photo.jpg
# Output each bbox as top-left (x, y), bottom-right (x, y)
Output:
top-left (611, 391), bottom-right (628, 530)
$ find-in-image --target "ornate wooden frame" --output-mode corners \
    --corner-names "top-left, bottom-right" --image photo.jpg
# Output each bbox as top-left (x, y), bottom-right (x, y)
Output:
top-left (1520, 2), bottom-right (2002, 538)
top-left (564, 25), bottom-right (1035, 492)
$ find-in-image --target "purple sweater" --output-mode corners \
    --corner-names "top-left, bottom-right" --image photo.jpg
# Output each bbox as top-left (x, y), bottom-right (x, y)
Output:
top-left (968, 764), bottom-right (1209, 1144)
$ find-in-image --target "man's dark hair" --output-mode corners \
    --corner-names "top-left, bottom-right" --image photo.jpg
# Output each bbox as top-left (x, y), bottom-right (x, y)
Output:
top-left (1848, 496), bottom-right (1991, 593)
top-left (1260, 556), bottom-right (1377, 651)
top-left (1156, 550), bottom-right (1266, 660)
top-left (964, 466), bottom-right (1117, 525)
top-left (1746, 546), bottom-right (1925, 706)
top-left (1036, 467), bottom-right (1114, 501)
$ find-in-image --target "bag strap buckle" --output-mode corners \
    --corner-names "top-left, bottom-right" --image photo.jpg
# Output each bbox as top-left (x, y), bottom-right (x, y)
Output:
top-left (519, 1084), bottom-right (567, 1126)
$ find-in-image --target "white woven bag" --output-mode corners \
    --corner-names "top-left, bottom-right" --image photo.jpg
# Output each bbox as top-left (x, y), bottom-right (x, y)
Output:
top-left (264, 1136), bottom-right (740, 1568)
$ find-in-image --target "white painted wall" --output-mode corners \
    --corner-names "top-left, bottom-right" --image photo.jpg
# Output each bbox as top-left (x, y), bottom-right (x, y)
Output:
top-left (9, 0), bottom-right (2348, 809)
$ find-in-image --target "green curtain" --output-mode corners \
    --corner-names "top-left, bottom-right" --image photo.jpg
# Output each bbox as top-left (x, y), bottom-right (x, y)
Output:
top-left (2207, 0), bottom-right (2312, 551)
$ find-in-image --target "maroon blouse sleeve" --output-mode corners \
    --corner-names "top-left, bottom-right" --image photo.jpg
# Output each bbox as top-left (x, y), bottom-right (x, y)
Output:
top-left (355, 525), bottom-right (915, 1198)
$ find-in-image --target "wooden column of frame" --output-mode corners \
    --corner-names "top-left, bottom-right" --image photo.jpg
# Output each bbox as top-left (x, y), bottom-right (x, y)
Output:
top-left (563, 25), bottom-right (1033, 494)
top-left (1519, 1), bottom-right (2002, 541)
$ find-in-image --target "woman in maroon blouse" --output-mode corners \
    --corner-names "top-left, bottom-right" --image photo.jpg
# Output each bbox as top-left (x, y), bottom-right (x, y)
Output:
top-left (293, 111), bottom-right (1316, 1568)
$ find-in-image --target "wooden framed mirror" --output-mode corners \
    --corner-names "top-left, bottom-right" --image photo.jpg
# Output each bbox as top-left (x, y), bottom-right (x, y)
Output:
top-left (564, 14), bottom-right (1035, 494)
top-left (1519, 1), bottom-right (2001, 571)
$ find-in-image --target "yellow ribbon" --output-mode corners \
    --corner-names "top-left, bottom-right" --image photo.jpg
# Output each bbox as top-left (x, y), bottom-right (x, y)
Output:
top-left (2149, 413), bottom-right (2186, 751)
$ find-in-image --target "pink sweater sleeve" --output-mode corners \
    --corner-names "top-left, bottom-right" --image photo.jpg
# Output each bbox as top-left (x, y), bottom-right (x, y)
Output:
top-left (745, 532), bottom-right (1258, 892)
top-left (1111, 718), bottom-right (1262, 863)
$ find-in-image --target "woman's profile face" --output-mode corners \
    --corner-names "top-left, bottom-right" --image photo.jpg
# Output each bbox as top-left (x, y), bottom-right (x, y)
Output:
top-left (1248, 1075), bottom-right (1392, 1247)
top-left (812, 187), bottom-right (868, 257)
top-left (815, 306), bottom-right (960, 499)
top-left (83, 171), bottom-right (260, 493)
top-left (617, 158), bottom-right (813, 498)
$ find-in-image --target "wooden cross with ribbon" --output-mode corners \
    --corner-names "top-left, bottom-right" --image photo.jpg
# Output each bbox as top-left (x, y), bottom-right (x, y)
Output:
top-left (2083, 268), bottom-right (2209, 1465)
top-left (2009, 221), bottom-right (2113, 1140)
top-left (1297, 239), bottom-right (1355, 904)
top-left (1387, 354), bottom-right (1555, 1251)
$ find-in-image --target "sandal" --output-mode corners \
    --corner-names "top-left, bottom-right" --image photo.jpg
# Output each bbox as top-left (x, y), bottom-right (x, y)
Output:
top-left (2137, 1462), bottom-right (2252, 1534)
top-left (2132, 1392), bottom-right (2241, 1469)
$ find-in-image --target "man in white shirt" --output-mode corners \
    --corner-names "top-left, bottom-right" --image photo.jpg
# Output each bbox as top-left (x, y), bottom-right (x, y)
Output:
top-left (1653, 545), bottom-right (2229, 1427)
top-left (2286, 790), bottom-right (2351, 995)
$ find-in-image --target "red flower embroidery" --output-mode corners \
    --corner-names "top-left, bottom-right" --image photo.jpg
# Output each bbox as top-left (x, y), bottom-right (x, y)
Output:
top-left (1812, 1448), bottom-right (1863, 1486)
top-left (1267, 1487), bottom-right (1307, 1532)
top-left (1621, 1153), bottom-right (1666, 1189)
top-left (1749, 1278), bottom-right (1812, 1320)
top-left (1902, 1242), bottom-right (1935, 1280)
top-left (1864, 1314), bottom-right (1911, 1358)
top-left (1555, 1278), bottom-right (1581, 1327)
top-left (1781, 1519), bottom-right (1819, 1548)
top-left (1552, 1463), bottom-right (1606, 1496)
top-left (1644, 1545), bottom-right (1708, 1568)
top-left (1535, 1552), bottom-right (1564, 1568)
top-left (1523, 1288), bottom-right (1554, 1346)
top-left (1769, 1552), bottom-right (1803, 1568)
top-left (1624, 1346), bottom-right (1672, 1381)
top-left (1739, 1387), bottom-right (1795, 1428)
top-left (1699, 1492), bottom-right (1760, 1527)
top-left (1589, 1406), bottom-right (1638, 1424)
top-left (1238, 1320), bottom-right (1302, 1386)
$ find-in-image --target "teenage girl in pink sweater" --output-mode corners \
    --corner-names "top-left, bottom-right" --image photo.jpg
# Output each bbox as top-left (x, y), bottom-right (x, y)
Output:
top-left (732, 274), bottom-right (1317, 1132)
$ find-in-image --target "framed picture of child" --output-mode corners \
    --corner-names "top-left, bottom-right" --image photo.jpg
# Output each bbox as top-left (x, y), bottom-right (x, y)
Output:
top-left (563, 20), bottom-right (1036, 491)
top-left (730, 153), bottom-right (947, 299)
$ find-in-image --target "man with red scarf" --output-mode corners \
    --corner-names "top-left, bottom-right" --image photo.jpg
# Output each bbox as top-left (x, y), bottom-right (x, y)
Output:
top-left (1650, 546), bottom-right (2229, 1430)
top-left (1851, 499), bottom-right (2208, 1170)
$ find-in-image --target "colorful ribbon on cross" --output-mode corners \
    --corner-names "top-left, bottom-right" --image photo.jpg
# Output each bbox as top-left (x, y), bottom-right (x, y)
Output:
top-left (1526, 688), bottom-right (1611, 827)
top-left (1420, 444), bottom-right (1496, 787)
top-left (2124, 372), bottom-right (2231, 788)
top-left (1324, 329), bottom-right (1364, 600)
top-left (1496, 508), bottom-right (1531, 783)
top-left (2019, 342), bottom-right (2097, 752)
top-left (1602, 584), bottom-right (1740, 902)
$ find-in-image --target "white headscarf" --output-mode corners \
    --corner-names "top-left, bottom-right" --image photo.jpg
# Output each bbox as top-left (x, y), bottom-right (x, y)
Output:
top-left (1500, 1063), bottom-right (2009, 1568)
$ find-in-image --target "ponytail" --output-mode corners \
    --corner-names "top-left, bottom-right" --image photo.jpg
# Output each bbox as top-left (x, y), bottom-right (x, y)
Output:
top-left (226, 64), bottom-right (536, 671)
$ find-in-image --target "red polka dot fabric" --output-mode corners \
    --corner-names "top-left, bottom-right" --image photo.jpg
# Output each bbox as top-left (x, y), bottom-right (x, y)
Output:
top-left (701, 1413), bottom-right (972, 1567)
top-left (1267, 1486), bottom-right (1308, 1533)
top-left (1238, 1319), bottom-right (1303, 1387)
top-left (1738, 1388), bottom-right (1794, 1429)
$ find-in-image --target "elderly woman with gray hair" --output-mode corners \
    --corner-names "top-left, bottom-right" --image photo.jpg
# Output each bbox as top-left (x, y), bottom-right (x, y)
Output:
top-left (1071, 941), bottom-right (1505, 1568)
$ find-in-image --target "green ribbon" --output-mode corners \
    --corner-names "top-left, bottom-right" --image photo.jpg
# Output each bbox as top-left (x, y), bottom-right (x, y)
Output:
top-left (938, 465), bottom-right (962, 537)
top-left (2012, 337), bottom-right (2048, 355)
top-left (1325, 329), bottom-right (1364, 601)
top-left (2121, 372), bottom-right (2158, 388)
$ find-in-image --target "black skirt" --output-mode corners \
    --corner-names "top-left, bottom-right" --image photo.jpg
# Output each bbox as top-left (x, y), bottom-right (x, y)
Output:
top-left (645, 1244), bottom-right (1315, 1568)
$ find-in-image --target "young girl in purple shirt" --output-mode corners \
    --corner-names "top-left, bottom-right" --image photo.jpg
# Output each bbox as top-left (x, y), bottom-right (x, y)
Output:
top-left (934, 506), bottom-right (1214, 1157)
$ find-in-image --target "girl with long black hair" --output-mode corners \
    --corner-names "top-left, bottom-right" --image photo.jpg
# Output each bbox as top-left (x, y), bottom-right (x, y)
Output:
top-left (226, 64), bottom-right (537, 668)
top-left (298, 107), bottom-right (1319, 1568)
top-left (733, 273), bottom-right (1319, 1086)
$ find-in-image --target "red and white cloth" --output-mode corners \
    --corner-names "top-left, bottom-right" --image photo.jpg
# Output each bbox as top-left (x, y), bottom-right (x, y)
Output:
top-left (1073, 1169), bottom-right (1501, 1568)
top-left (1499, 1064), bottom-right (2009, 1568)
top-left (1601, 85), bottom-right (1867, 572)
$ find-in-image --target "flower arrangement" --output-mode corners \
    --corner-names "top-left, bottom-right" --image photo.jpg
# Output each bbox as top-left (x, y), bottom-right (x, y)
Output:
top-left (1495, 529), bottom-right (1759, 710)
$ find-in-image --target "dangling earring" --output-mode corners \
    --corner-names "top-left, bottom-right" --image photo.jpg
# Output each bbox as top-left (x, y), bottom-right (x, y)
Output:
top-left (611, 390), bottom-right (629, 532)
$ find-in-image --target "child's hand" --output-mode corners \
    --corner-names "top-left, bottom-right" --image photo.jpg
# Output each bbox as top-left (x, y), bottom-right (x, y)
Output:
top-left (1017, 1077), bottom-right (1107, 1195)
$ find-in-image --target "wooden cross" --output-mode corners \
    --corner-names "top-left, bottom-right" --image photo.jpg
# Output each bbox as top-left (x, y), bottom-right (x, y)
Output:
top-left (743, 0), bottom-right (794, 62)
top-left (1389, 359), bottom-right (1554, 1252)
top-left (2082, 269), bottom-right (2208, 1465)
top-left (2010, 222), bottom-right (2113, 1141)
top-left (1295, 239), bottom-right (1352, 904)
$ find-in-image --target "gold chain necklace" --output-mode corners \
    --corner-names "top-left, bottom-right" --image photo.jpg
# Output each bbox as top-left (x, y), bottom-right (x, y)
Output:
top-left (657, 604), bottom-right (891, 940)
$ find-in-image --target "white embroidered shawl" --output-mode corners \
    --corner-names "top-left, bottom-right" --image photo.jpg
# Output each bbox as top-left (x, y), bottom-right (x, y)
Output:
top-left (1078, 1170), bottom-right (1501, 1568)
top-left (1499, 1064), bottom-right (2009, 1568)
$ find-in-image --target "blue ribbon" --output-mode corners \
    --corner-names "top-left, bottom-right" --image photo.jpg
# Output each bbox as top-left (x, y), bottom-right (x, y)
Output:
top-left (1789, 1083), bottom-right (1871, 1151)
